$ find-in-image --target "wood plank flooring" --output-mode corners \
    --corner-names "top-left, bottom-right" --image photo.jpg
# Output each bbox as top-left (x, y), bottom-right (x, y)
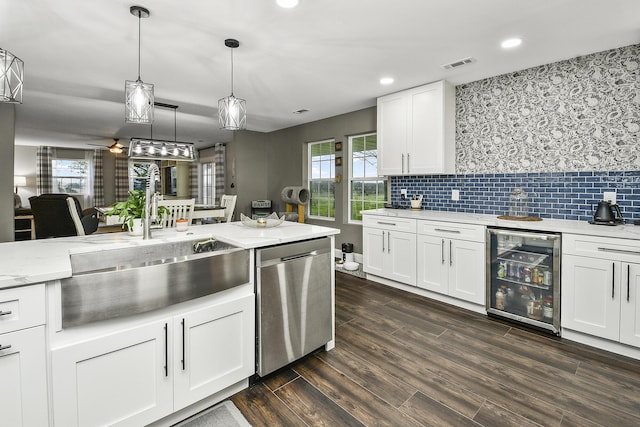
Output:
top-left (231, 272), bottom-right (640, 426)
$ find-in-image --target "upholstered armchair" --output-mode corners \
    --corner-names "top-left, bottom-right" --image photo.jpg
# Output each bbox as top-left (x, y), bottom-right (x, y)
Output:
top-left (29, 194), bottom-right (99, 239)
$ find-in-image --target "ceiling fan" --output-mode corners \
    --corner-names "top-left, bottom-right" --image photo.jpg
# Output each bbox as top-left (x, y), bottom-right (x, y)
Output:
top-left (87, 138), bottom-right (128, 154)
top-left (108, 138), bottom-right (125, 154)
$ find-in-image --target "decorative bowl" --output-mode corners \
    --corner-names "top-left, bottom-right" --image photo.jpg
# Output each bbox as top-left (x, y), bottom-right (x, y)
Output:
top-left (240, 212), bottom-right (285, 228)
top-left (343, 261), bottom-right (359, 271)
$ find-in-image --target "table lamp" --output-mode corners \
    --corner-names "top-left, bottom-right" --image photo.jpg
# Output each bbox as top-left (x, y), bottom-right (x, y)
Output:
top-left (14, 176), bottom-right (26, 208)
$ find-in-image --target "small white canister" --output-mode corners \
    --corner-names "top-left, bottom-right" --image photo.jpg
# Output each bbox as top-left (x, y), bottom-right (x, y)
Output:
top-left (176, 218), bottom-right (188, 232)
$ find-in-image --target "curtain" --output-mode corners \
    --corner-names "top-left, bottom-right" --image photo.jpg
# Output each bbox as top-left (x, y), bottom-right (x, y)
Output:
top-left (93, 149), bottom-right (104, 207)
top-left (114, 153), bottom-right (129, 201)
top-left (36, 146), bottom-right (55, 195)
top-left (189, 163), bottom-right (198, 201)
top-left (214, 143), bottom-right (226, 205)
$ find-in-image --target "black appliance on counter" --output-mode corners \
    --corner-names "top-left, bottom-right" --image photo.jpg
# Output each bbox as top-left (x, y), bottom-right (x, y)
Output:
top-left (590, 200), bottom-right (624, 225)
top-left (486, 228), bottom-right (561, 335)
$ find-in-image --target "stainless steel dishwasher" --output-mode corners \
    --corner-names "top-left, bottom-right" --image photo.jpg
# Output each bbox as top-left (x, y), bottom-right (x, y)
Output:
top-left (256, 237), bottom-right (332, 377)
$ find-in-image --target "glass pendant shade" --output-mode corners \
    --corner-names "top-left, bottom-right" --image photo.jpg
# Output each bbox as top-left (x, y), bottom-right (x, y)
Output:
top-left (0, 48), bottom-right (24, 103)
top-left (218, 94), bottom-right (246, 130)
top-left (125, 79), bottom-right (154, 123)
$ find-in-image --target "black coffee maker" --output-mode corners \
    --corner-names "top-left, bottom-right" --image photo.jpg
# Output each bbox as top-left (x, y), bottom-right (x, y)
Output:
top-left (591, 200), bottom-right (624, 225)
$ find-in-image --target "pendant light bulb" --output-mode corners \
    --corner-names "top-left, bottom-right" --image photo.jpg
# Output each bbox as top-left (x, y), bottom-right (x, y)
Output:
top-left (218, 38), bottom-right (246, 130)
top-left (125, 6), bottom-right (154, 124)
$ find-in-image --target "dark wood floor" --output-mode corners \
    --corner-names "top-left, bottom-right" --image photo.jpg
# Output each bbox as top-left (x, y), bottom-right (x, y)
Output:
top-left (231, 272), bottom-right (640, 426)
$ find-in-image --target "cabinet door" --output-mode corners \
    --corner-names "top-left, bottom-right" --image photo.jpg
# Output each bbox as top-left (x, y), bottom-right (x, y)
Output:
top-left (52, 319), bottom-right (173, 427)
top-left (386, 230), bottom-right (417, 286)
top-left (407, 84), bottom-right (443, 174)
top-left (620, 263), bottom-right (640, 347)
top-left (0, 326), bottom-right (48, 427)
top-left (561, 255), bottom-right (620, 341)
top-left (363, 227), bottom-right (385, 277)
top-left (173, 294), bottom-right (255, 410)
top-left (377, 92), bottom-right (407, 176)
top-left (417, 234), bottom-right (448, 293)
top-left (448, 239), bottom-right (485, 304)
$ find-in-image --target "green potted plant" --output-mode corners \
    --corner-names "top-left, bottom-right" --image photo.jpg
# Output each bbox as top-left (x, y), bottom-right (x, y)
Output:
top-left (107, 190), bottom-right (169, 235)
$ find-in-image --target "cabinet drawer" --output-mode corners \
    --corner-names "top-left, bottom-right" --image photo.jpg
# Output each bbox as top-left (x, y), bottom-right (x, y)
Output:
top-left (0, 284), bottom-right (46, 334)
top-left (563, 234), bottom-right (640, 263)
top-left (363, 215), bottom-right (416, 233)
top-left (418, 220), bottom-right (485, 242)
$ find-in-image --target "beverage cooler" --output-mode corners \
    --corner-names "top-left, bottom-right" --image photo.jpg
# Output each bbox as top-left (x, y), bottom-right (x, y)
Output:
top-left (486, 228), bottom-right (561, 335)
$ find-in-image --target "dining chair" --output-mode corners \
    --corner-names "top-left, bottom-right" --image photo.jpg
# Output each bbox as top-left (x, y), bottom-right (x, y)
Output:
top-left (157, 198), bottom-right (195, 227)
top-left (220, 195), bottom-right (237, 223)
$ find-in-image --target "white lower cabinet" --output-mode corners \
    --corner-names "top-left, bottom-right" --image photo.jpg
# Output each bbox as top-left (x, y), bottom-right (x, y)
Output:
top-left (562, 234), bottom-right (640, 348)
top-left (52, 293), bottom-right (254, 427)
top-left (416, 221), bottom-right (485, 305)
top-left (363, 216), bottom-right (417, 285)
top-left (0, 284), bottom-right (48, 427)
top-left (0, 326), bottom-right (48, 427)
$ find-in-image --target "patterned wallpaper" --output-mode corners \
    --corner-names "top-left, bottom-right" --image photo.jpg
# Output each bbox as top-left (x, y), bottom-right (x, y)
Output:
top-left (455, 43), bottom-right (640, 173)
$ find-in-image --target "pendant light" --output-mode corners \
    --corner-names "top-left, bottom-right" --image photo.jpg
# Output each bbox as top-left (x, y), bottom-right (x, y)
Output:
top-left (218, 39), bottom-right (246, 130)
top-left (128, 102), bottom-right (197, 161)
top-left (125, 6), bottom-right (154, 124)
top-left (0, 48), bottom-right (24, 103)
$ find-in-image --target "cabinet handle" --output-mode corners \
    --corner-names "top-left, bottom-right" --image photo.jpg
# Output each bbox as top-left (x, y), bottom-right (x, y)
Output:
top-left (164, 323), bottom-right (168, 377)
top-left (612, 263), bottom-right (615, 299)
top-left (407, 153), bottom-right (411, 174)
top-left (598, 247), bottom-right (640, 256)
top-left (627, 264), bottom-right (631, 303)
top-left (0, 310), bottom-right (12, 317)
top-left (449, 240), bottom-right (453, 266)
top-left (377, 221), bottom-right (397, 226)
top-left (382, 231), bottom-right (386, 253)
top-left (181, 318), bottom-right (186, 371)
top-left (0, 344), bottom-right (11, 351)
top-left (387, 231), bottom-right (391, 254)
top-left (435, 228), bottom-right (461, 234)
top-left (401, 154), bottom-right (405, 174)
top-left (441, 239), bottom-right (445, 264)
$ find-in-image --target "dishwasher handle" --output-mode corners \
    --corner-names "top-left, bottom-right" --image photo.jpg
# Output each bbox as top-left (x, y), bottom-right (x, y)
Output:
top-left (280, 251), bottom-right (318, 262)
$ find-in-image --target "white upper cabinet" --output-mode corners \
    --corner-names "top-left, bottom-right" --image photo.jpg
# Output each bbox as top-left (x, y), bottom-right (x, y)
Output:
top-left (377, 80), bottom-right (455, 176)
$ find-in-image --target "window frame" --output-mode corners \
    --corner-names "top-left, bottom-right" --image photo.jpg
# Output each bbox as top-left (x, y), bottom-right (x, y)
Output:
top-left (51, 157), bottom-right (91, 197)
top-left (307, 139), bottom-right (336, 222)
top-left (348, 132), bottom-right (387, 224)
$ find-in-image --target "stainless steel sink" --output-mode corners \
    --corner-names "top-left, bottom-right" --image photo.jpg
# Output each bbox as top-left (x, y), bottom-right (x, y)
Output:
top-left (61, 238), bottom-right (249, 328)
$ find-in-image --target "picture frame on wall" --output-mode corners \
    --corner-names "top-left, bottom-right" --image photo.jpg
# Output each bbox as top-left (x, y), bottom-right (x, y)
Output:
top-left (335, 141), bottom-right (342, 151)
top-left (335, 157), bottom-right (342, 166)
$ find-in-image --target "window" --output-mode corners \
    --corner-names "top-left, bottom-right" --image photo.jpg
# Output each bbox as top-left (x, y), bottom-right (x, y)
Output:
top-left (308, 139), bottom-right (335, 220)
top-left (52, 159), bottom-right (90, 195)
top-left (349, 133), bottom-right (387, 222)
top-left (201, 162), bottom-right (215, 205)
top-left (129, 162), bottom-right (153, 191)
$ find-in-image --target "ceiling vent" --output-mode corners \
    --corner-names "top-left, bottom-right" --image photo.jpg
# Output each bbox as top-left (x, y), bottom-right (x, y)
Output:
top-left (441, 57), bottom-right (476, 70)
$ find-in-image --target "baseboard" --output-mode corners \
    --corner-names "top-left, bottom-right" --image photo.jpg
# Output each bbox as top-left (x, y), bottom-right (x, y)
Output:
top-left (364, 273), bottom-right (486, 315)
top-left (561, 329), bottom-right (640, 361)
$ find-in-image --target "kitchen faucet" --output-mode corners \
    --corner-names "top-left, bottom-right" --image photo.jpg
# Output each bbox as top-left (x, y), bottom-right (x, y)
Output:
top-left (143, 163), bottom-right (163, 239)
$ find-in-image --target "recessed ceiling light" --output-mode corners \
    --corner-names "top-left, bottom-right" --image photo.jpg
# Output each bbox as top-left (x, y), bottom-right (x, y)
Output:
top-left (501, 38), bottom-right (522, 49)
top-left (380, 77), bottom-right (394, 85)
top-left (277, 0), bottom-right (299, 8)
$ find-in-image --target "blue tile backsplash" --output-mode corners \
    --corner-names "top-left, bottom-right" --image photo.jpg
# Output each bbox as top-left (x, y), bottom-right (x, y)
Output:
top-left (390, 170), bottom-right (640, 222)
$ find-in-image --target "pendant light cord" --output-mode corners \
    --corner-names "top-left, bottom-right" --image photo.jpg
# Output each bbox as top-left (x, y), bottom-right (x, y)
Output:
top-left (230, 47), bottom-right (234, 96)
top-left (137, 10), bottom-right (142, 80)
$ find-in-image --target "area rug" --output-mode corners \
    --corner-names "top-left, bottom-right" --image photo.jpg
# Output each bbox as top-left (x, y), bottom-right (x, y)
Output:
top-left (174, 401), bottom-right (252, 427)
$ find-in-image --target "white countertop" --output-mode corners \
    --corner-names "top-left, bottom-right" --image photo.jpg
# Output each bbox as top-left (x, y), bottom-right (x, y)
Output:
top-left (363, 209), bottom-right (640, 240)
top-left (0, 221), bottom-right (339, 290)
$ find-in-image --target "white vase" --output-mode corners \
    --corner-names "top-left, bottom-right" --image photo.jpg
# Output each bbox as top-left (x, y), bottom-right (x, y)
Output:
top-left (128, 218), bottom-right (143, 236)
